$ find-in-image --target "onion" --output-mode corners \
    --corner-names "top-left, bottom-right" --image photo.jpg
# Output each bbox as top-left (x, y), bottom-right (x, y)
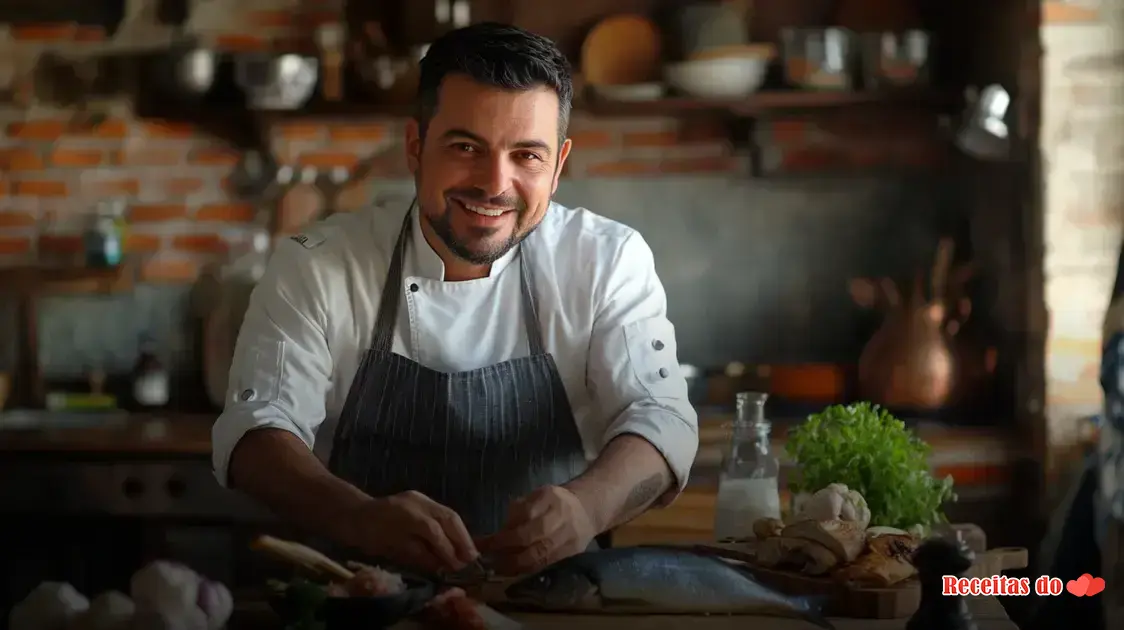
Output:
top-left (9, 582), bottom-right (90, 630)
top-left (195, 581), bottom-right (232, 630)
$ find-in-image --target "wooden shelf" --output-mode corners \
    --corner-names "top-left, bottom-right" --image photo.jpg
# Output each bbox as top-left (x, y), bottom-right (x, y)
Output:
top-left (0, 264), bottom-right (133, 295)
top-left (134, 89), bottom-right (951, 126)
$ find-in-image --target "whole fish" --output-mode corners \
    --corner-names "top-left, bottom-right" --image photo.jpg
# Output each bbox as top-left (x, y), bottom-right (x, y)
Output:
top-left (505, 546), bottom-right (834, 629)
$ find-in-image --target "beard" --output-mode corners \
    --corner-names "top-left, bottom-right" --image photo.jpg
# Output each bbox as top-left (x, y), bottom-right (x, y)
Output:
top-left (418, 175), bottom-right (537, 265)
top-left (424, 199), bottom-right (526, 265)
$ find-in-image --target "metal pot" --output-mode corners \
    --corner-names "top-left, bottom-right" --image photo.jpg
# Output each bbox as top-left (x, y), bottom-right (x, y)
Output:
top-left (175, 46), bottom-right (216, 94)
top-left (955, 84), bottom-right (1013, 161)
top-left (235, 53), bottom-right (319, 110)
top-left (149, 42), bottom-right (216, 97)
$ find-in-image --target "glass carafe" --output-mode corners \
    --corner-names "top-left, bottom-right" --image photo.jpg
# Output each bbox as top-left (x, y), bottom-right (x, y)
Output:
top-left (713, 391), bottom-right (781, 540)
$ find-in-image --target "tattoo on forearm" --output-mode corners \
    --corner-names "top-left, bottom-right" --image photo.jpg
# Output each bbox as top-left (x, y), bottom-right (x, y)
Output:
top-left (622, 473), bottom-right (667, 513)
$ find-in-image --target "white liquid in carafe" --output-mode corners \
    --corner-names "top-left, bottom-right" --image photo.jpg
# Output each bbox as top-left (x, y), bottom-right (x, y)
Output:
top-left (713, 477), bottom-right (781, 540)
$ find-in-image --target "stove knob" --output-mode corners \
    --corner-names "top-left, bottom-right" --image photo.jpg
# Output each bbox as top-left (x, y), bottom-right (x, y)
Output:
top-left (166, 475), bottom-right (186, 498)
top-left (122, 477), bottom-right (145, 499)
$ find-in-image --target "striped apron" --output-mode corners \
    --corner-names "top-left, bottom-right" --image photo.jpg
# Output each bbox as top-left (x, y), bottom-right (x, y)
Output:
top-left (327, 205), bottom-right (590, 538)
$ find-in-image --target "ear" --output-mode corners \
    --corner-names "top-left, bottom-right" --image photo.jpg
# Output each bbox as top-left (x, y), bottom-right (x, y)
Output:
top-left (551, 138), bottom-right (572, 194)
top-left (405, 119), bottom-right (423, 174)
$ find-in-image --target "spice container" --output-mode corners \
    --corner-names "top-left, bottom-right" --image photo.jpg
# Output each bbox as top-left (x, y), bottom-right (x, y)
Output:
top-left (860, 30), bottom-right (930, 89)
top-left (316, 23), bottom-right (346, 101)
top-left (782, 28), bottom-right (856, 90)
top-left (84, 201), bottom-right (126, 268)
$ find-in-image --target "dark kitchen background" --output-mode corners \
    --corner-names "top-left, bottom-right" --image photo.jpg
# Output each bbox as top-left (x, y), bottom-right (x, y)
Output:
top-left (0, 0), bottom-right (1119, 627)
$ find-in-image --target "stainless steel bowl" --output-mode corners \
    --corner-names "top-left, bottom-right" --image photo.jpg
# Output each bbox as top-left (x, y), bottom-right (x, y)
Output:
top-left (235, 54), bottom-right (319, 110)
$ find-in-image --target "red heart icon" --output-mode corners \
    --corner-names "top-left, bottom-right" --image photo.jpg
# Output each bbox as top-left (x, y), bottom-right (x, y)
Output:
top-left (1086, 577), bottom-right (1106, 597)
top-left (1067, 574), bottom-right (1091, 597)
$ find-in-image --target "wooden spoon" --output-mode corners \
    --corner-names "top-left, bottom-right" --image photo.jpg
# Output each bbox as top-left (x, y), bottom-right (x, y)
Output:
top-left (250, 535), bottom-right (355, 581)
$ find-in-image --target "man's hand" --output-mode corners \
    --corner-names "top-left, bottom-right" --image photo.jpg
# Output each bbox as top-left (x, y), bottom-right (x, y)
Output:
top-left (476, 485), bottom-right (598, 576)
top-left (347, 490), bottom-right (479, 574)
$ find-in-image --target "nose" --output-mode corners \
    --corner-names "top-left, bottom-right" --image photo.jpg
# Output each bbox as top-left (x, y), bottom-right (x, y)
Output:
top-left (473, 154), bottom-right (515, 200)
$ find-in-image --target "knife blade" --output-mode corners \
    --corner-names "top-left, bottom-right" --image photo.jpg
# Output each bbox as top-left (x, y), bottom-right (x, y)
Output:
top-left (441, 556), bottom-right (495, 585)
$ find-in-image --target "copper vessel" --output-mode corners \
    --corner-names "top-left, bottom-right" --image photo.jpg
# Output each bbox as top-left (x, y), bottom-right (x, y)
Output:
top-left (850, 239), bottom-right (994, 410)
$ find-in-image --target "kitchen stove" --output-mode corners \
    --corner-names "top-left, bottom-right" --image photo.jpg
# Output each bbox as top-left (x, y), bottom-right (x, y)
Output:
top-left (0, 411), bottom-right (271, 521)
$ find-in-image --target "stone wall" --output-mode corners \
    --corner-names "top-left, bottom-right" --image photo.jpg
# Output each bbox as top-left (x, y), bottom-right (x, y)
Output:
top-left (1040, 0), bottom-right (1124, 456)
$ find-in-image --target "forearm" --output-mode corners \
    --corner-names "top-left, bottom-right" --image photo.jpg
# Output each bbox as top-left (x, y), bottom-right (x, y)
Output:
top-left (564, 434), bottom-right (673, 532)
top-left (228, 428), bottom-right (370, 547)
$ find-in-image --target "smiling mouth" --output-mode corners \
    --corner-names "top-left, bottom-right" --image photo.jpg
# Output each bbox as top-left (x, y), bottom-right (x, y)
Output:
top-left (452, 198), bottom-right (513, 217)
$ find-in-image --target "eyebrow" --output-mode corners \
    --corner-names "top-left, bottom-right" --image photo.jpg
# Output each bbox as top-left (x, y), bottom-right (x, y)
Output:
top-left (440, 128), bottom-right (553, 156)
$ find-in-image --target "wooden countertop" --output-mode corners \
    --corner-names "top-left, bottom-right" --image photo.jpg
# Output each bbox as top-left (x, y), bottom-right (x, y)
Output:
top-left (0, 411), bottom-right (1020, 543)
top-left (0, 411), bottom-right (1017, 463)
top-left (228, 595), bottom-right (1018, 629)
top-left (0, 413), bottom-right (215, 455)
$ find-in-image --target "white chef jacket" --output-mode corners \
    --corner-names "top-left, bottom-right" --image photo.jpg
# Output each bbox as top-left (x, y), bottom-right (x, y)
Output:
top-left (211, 201), bottom-right (699, 504)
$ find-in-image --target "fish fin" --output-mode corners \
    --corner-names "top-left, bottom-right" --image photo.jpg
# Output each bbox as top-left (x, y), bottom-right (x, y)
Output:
top-left (799, 594), bottom-right (831, 613)
top-left (795, 595), bottom-right (836, 630)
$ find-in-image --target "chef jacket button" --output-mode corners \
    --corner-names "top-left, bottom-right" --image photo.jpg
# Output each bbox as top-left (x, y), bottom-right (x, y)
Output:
top-left (409, 283), bottom-right (419, 292)
top-left (652, 339), bottom-right (665, 351)
top-left (658, 367), bottom-right (669, 378)
top-left (240, 389), bottom-right (255, 401)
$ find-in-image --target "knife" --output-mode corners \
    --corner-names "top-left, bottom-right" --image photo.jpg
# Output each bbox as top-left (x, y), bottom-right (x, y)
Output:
top-left (440, 556), bottom-right (496, 585)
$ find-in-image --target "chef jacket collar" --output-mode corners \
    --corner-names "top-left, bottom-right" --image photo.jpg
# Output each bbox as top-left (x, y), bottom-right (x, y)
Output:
top-left (407, 202), bottom-right (520, 282)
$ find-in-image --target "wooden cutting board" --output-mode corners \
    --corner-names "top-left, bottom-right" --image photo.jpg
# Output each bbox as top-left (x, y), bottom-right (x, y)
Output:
top-left (468, 544), bottom-right (1027, 619)
top-left (581, 15), bottom-right (663, 86)
top-left (680, 542), bottom-right (1028, 619)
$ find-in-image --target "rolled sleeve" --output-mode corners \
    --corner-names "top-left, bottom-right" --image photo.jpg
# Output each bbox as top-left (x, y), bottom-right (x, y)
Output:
top-left (211, 238), bottom-right (334, 487)
top-left (586, 232), bottom-right (699, 505)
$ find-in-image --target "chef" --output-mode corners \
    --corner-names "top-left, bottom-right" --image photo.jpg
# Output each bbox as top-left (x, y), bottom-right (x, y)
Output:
top-left (211, 23), bottom-right (698, 577)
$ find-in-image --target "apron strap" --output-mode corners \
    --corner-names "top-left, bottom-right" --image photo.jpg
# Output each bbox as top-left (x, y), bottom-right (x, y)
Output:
top-left (370, 200), bottom-right (547, 356)
top-left (517, 242), bottom-right (546, 355)
top-left (371, 205), bottom-right (415, 355)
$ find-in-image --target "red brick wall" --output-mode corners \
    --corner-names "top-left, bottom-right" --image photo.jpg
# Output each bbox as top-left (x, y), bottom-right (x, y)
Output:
top-left (0, 5), bottom-right (942, 288)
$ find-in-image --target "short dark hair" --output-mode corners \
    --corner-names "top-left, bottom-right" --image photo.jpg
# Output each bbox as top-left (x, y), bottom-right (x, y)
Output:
top-left (415, 23), bottom-right (573, 143)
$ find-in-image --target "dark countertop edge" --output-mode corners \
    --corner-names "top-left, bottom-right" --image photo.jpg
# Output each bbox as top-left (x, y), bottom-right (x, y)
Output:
top-left (0, 410), bottom-right (1020, 457)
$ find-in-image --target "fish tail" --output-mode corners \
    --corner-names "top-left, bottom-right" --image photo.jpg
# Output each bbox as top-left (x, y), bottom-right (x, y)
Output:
top-left (796, 595), bottom-right (836, 630)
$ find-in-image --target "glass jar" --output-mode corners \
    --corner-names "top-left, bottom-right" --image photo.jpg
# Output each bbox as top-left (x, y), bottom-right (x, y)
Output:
top-left (83, 201), bottom-right (125, 268)
top-left (860, 30), bottom-right (931, 89)
top-left (713, 391), bottom-right (781, 541)
top-left (781, 28), bottom-right (856, 91)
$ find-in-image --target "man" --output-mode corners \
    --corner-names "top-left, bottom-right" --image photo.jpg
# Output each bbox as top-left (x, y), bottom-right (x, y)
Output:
top-left (1100, 246), bottom-right (1124, 629)
top-left (212, 23), bottom-right (698, 577)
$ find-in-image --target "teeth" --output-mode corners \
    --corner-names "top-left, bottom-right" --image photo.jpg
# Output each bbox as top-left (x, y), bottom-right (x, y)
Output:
top-left (462, 202), bottom-right (506, 217)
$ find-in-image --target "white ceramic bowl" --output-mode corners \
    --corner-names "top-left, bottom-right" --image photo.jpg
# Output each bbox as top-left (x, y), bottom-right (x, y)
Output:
top-left (589, 82), bottom-right (666, 102)
top-left (664, 56), bottom-right (768, 99)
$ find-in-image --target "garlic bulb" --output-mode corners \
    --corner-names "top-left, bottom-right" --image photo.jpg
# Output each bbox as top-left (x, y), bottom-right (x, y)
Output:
top-left (796, 483), bottom-right (872, 529)
top-left (130, 562), bottom-right (200, 614)
top-left (128, 561), bottom-right (232, 630)
top-left (71, 591), bottom-right (136, 630)
top-left (9, 582), bottom-right (90, 630)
